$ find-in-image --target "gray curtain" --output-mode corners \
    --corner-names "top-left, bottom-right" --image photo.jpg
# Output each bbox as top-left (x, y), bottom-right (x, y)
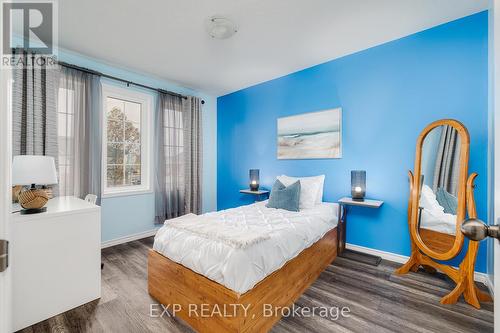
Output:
top-left (155, 93), bottom-right (185, 222)
top-left (154, 94), bottom-right (203, 223)
top-left (183, 96), bottom-right (202, 215)
top-left (57, 66), bottom-right (102, 203)
top-left (12, 50), bottom-right (58, 162)
top-left (433, 125), bottom-right (460, 195)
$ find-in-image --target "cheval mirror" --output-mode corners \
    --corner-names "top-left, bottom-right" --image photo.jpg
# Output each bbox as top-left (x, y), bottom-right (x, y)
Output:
top-left (395, 119), bottom-right (492, 308)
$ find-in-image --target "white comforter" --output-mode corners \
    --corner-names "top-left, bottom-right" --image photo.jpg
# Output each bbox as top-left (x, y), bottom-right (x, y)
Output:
top-left (419, 185), bottom-right (457, 235)
top-left (153, 201), bottom-right (338, 294)
top-left (420, 209), bottom-right (457, 235)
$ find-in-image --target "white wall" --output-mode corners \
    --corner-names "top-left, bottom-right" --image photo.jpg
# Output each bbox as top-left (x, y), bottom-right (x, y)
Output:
top-left (487, 4), bottom-right (495, 292)
top-left (0, 46), bottom-right (13, 333)
top-left (491, 1), bottom-right (500, 331)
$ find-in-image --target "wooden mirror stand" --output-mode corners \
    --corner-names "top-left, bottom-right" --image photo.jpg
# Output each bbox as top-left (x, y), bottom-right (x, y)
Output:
top-left (395, 119), bottom-right (492, 309)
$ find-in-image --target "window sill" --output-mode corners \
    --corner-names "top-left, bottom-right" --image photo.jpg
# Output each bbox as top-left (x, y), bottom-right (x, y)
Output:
top-left (102, 188), bottom-right (153, 199)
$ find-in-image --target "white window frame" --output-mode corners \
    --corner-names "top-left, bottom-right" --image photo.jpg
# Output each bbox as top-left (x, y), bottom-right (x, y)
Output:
top-left (101, 84), bottom-right (153, 197)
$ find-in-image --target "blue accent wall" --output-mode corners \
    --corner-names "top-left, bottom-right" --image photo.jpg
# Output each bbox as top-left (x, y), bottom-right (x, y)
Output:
top-left (217, 12), bottom-right (489, 272)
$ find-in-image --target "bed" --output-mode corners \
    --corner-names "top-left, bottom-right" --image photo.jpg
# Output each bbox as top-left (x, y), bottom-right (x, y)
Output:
top-left (417, 184), bottom-right (457, 251)
top-left (419, 184), bottom-right (457, 235)
top-left (419, 208), bottom-right (456, 235)
top-left (148, 200), bottom-right (339, 333)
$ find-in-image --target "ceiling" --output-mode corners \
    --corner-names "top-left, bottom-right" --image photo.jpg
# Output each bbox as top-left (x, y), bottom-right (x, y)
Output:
top-left (58, 0), bottom-right (489, 96)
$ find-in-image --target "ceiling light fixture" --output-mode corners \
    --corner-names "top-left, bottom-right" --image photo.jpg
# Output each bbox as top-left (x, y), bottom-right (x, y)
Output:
top-left (205, 16), bottom-right (238, 40)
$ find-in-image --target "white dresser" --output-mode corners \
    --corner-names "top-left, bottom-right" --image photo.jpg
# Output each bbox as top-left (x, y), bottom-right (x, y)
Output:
top-left (11, 196), bottom-right (101, 331)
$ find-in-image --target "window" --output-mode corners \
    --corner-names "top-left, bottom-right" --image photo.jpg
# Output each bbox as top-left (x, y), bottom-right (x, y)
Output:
top-left (57, 87), bottom-right (75, 196)
top-left (102, 85), bottom-right (152, 196)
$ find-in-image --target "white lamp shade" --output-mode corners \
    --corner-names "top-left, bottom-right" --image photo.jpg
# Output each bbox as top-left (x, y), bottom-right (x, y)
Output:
top-left (12, 155), bottom-right (58, 186)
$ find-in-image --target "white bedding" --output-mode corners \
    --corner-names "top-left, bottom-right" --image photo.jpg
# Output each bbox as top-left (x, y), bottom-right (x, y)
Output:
top-left (419, 184), bottom-right (456, 235)
top-left (420, 209), bottom-right (457, 235)
top-left (153, 201), bottom-right (338, 294)
top-left (165, 213), bottom-right (272, 249)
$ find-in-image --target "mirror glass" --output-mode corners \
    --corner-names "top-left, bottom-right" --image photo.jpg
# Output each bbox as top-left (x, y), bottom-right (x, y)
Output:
top-left (418, 125), bottom-right (461, 253)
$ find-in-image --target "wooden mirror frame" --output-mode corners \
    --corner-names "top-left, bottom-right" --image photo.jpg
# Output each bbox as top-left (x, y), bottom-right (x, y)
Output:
top-left (396, 119), bottom-right (492, 308)
top-left (410, 119), bottom-right (470, 261)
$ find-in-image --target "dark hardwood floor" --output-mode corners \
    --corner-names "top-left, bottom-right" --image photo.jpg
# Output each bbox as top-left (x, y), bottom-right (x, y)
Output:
top-left (19, 237), bottom-right (493, 333)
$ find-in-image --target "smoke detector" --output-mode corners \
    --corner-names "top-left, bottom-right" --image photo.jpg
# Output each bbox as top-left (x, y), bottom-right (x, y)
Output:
top-left (205, 16), bottom-right (238, 40)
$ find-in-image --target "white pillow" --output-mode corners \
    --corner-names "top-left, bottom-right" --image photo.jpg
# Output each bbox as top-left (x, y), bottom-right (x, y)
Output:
top-left (420, 185), bottom-right (445, 213)
top-left (278, 175), bottom-right (325, 203)
top-left (277, 175), bottom-right (324, 209)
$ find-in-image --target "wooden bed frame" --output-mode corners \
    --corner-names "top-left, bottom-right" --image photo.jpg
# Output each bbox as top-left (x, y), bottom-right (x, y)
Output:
top-left (148, 227), bottom-right (338, 333)
top-left (418, 228), bottom-right (456, 253)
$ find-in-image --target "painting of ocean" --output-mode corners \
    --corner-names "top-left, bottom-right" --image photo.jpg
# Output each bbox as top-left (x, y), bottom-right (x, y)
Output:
top-left (277, 108), bottom-right (342, 159)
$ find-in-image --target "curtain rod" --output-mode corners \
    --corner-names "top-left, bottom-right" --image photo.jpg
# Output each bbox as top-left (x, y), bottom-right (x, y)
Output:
top-left (58, 61), bottom-right (205, 104)
top-left (12, 48), bottom-right (205, 104)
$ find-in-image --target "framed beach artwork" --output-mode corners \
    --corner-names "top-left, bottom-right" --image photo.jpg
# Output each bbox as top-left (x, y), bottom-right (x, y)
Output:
top-left (277, 108), bottom-right (342, 159)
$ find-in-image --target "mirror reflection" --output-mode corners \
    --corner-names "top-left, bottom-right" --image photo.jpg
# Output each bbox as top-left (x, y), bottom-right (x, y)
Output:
top-left (418, 125), bottom-right (461, 253)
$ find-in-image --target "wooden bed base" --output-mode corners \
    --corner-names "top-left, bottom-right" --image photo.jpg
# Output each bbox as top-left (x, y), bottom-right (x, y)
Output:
top-left (148, 227), bottom-right (338, 333)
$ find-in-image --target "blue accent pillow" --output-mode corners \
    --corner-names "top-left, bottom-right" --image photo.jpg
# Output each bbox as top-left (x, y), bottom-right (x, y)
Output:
top-left (266, 180), bottom-right (301, 212)
top-left (436, 188), bottom-right (458, 215)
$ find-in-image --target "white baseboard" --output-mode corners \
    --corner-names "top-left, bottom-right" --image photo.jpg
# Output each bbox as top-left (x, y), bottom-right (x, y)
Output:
top-left (101, 227), bottom-right (160, 249)
top-left (346, 243), bottom-right (490, 284)
top-left (346, 243), bottom-right (409, 264)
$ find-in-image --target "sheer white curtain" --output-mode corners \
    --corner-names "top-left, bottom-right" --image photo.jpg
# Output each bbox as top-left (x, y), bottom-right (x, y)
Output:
top-left (183, 96), bottom-right (202, 215)
top-left (57, 66), bottom-right (102, 202)
top-left (154, 93), bottom-right (203, 223)
top-left (155, 93), bottom-right (185, 222)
